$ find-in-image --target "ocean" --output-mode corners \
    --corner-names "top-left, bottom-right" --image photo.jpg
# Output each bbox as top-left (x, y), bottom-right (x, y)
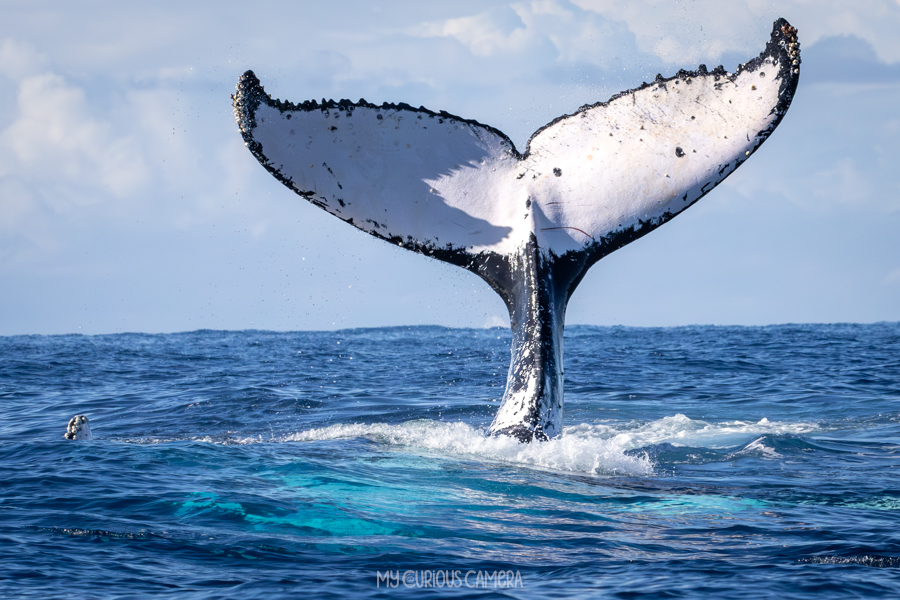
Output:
top-left (1, 323), bottom-right (899, 598)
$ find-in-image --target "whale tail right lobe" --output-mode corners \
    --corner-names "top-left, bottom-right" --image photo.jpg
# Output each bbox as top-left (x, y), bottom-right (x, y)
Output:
top-left (233, 19), bottom-right (801, 441)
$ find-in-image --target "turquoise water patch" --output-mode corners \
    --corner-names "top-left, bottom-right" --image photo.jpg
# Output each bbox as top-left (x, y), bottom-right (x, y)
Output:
top-left (176, 492), bottom-right (398, 537)
top-left (622, 494), bottom-right (768, 516)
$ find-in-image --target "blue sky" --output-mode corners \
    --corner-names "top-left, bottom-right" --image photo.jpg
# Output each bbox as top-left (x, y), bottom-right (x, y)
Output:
top-left (1, 0), bottom-right (898, 334)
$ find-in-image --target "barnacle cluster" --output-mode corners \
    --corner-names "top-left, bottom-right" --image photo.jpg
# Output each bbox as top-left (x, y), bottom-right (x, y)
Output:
top-left (781, 23), bottom-right (801, 75)
top-left (232, 70), bottom-right (265, 137)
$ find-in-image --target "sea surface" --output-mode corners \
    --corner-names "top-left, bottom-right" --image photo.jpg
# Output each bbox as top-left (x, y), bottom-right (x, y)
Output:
top-left (1, 323), bottom-right (899, 599)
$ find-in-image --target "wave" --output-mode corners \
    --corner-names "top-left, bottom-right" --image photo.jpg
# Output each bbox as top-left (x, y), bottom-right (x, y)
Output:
top-left (565, 414), bottom-right (819, 450)
top-left (799, 555), bottom-right (900, 568)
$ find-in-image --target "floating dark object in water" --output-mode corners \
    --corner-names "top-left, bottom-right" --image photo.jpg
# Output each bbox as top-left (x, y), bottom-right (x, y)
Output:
top-left (65, 415), bottom-right (92, 440)
top-left (232, 19), bottom-right (800, 442)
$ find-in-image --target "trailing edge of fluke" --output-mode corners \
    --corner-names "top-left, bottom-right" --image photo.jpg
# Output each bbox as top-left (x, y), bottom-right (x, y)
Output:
top-left (232, 19), bottom-right (800, 442)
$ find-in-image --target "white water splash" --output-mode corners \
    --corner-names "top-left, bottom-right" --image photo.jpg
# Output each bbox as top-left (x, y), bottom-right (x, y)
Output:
top-left (205, 414), bottom-right (820, 477)
top-left (283, 420), bottom-right (654, 477)
top-left (566, 414), bottom-right (819, 450)
top-left (733, 436), bottom-right (783, 459)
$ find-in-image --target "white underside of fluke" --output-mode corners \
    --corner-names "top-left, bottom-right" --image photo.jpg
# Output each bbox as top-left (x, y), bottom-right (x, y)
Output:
top-left (248, 53), bottom-right (789, 257)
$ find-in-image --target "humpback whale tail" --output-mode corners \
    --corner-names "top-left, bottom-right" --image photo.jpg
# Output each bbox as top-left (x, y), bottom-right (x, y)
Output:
top-left (233, 20), bottom-right (800, 442)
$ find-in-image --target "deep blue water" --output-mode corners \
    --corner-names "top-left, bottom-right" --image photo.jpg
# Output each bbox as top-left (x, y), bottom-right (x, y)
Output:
top-left (1, 323), bottom-right (899, 599)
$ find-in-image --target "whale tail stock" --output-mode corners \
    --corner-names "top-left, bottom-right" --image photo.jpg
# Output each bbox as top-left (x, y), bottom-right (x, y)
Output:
top-left (233, 20), bottom-right (800, 442)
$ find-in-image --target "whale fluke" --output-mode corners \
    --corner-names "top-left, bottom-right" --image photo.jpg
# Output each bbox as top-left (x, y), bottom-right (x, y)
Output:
top-left (233, 20), bottom-right (800, 442)
top-left (65, 415), bottom-right (93, 440)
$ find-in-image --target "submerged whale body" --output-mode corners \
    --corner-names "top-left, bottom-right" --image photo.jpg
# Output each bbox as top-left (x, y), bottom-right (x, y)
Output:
top-left (233, 20), bottom-right (800, 442)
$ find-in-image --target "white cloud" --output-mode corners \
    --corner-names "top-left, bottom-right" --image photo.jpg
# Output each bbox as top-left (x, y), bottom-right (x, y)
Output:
top-left (0, 38), bottom-right (259, 266)
top-left (125, 88), bottom-right (200, 187)
top-left (0, 39), bottom-right (46, 81)
top-left (0, 39), bottom-right (256, 226)
top-left (785, 0), bottom-right (900, 63)
top-left (0, 62), bottom-right (153, 264)
top-left (1, 71), bottom-right (148, 201)
top-left (0, 177), bottom-right (57, 263)
top-left (413, 0), bottom-right (900, 81)
top-left (417, 0), bottom-right (764, 67)
top-left (574, 0), bottom-right (900, 64)
top-left (416, 1), bottom-right (642, 70)
top-left (807, 157), bottom-right (873, 207)
top-left (419, 6), bottom-right (532, 57)
top-left (719, 77), bottom-right (900, 216)
top-left (515, 0), bottom-right (639, 66)
top-left (574, 0), bottom-right (768, 64)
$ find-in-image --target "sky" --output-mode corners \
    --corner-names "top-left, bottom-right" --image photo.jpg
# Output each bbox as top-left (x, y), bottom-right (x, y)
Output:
top-left (1, 0), bottom-right (898, 335)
